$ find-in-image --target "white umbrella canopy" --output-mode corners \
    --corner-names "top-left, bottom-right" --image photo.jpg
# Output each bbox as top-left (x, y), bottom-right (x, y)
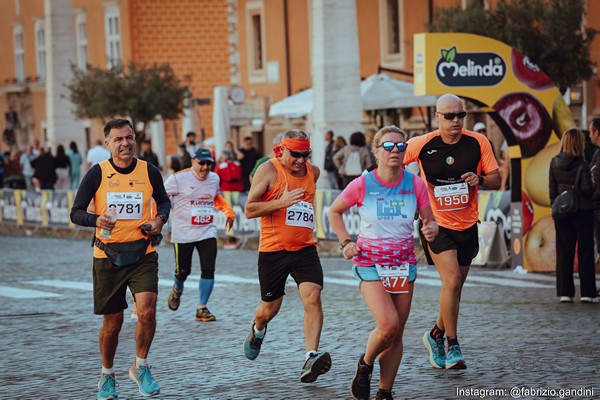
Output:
top-left (360, 73), bottom-right (437, 110)
top-left (268, 73), bottom-right (437, 118)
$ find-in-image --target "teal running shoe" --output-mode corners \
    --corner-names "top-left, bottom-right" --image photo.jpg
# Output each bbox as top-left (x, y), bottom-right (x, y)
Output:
top-left (244, 320), bottom-right (267, 360)
top-left (446, 344), bottom-right (467, 369)
top-left (129, 359), bottom-right (160, 396)
top-left (97, 373), bottom-right (119, 400)
top-left (423, 331), bottom-right (446, 369)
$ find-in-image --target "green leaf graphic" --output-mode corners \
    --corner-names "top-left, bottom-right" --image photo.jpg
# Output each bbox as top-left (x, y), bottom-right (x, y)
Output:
top-left (441, 49), bottom-right (448, 60)
top-left (447, 47), bottom-right (457, 62)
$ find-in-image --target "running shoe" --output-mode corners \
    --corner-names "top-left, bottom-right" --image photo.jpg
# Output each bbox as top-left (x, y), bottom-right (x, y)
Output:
top-left (581, 297), bottom-right (599, 303)
top-left (423, 331), bottom-right (446, 369)
top-left (97, 373), bottom-right (119, 400)
top-left (300, 352), bottom-right (332, 383)
top-left (243, 320), bottom-right (267, 360)
top-left (129, 359), bottom-right (160, 396)
top-left (559, 296), bottom-right (574, 303)
top-left (376, 389), bottom-right (395, 400)
top-left (195, 307), bottom-right (216, 321)
top-left (445, 344), bottom-right (467, 369)
top-left (350, 354), bottom-right (372, 400)
top-left (167, 286), bottom-right (182, 311)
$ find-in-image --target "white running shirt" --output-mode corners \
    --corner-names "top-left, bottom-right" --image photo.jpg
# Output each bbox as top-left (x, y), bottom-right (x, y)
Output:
top-left (164, 169), bottom-right (222, 243)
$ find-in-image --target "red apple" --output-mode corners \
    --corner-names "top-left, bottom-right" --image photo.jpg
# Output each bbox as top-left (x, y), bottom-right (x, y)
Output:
top-left (511, 49), bottom-right (554, 91)
top-left (494, 92), bottom-right (552, 159)
top-left (524, 215), bottom-right (555, 272)
top-left (522, 191), bottom-right (534, 235)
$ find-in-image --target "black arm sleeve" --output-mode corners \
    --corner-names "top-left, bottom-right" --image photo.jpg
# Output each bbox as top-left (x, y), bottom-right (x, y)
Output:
top-left (70, 165), bottom-right (102, 227)
top-left (148, 163), bottom-right (171, 218)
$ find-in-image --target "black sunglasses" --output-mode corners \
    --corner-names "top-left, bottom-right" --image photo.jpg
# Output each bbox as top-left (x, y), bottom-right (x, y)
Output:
top-left (196, 160), bottom-right (212, 166)
top-left (379, 141), bottom-right (407, 152)
top-left (286, 148), bottom-right (312, 159)
top-left (437, 111), bottom-right (467, 120)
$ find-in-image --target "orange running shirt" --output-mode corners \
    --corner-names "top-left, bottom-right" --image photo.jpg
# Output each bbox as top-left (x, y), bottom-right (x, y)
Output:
top-left (258, 158), bottom-right (317, 252)
top-left (404, 129), bottom-right (498, 231)
top-left (93, 159), bottom-right (156, 258)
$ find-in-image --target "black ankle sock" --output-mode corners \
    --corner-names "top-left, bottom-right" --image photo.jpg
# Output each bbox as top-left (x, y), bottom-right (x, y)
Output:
top-left (360, 355), bottom-right (373, 369)
top-left (447, 336), bottom-right (459, 347)
top-left (430, 324), bottom-right (445, 340)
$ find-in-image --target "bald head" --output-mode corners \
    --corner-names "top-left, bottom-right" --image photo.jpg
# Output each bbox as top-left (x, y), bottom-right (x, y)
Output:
top-left (436, 94), bottom-right (462, 112)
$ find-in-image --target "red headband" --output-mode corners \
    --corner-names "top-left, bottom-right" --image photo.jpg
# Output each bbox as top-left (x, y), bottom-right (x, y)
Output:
top-left (281, 138), bottom-right (310, 151)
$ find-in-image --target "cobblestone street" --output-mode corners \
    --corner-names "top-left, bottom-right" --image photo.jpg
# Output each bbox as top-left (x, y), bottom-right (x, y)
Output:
top-left (0, 235), bottom-right (598, 399)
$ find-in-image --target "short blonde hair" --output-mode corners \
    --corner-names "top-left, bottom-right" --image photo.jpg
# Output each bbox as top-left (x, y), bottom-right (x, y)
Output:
top-left (372, 125), bottom-right (407, 151)
top-left (560, 128), bottom-right (585, 157)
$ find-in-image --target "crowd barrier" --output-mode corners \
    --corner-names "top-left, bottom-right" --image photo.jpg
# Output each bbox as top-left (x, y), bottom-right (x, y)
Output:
top-left (0, 188), bottom-right (513, 244)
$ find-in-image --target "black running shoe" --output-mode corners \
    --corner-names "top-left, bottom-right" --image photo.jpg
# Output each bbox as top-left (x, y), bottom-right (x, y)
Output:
top-left (300, 352), bottom-right (332, 383)
top-left (350, 354), bottom-right (373, 400)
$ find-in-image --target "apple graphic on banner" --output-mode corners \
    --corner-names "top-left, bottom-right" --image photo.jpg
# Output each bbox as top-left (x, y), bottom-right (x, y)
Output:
top-left (511, 49), bottom-right (554, 91)
top-left (521, 191), bottom-right (534, 235)
top-left (524, 215), bottom-right (555, 272)
top-left (524, 142), bottom-right (560, 207)
top-left (494, 92), bottom-right (552, 159)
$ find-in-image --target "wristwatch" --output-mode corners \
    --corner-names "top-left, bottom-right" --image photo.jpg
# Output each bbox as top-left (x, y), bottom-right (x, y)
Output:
top-left (478, 175), bottom-right (484, 186)
top-left (157, 214), bottom-right (168, 224)
top-left (340, 239), bottom-right (352, 250)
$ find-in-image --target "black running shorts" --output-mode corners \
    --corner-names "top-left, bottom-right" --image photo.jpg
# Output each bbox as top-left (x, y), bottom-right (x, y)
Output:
top-left (421, 222), bottom-right (479, 267)
top-left (92, 251), bottom-right (159, 314)
top-left (257, 245), bottom-right (323, 302)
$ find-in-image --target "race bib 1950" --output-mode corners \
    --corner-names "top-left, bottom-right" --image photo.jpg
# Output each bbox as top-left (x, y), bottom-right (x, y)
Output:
top-left (433, 182), bottom-right (469, 212)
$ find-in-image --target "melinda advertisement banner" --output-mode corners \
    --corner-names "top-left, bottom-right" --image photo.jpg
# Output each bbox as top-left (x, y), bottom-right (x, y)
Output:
top-left (413, 33), bottom-right (573, 272)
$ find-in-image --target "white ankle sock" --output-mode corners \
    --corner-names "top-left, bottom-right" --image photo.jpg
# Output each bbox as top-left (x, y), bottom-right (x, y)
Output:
top-left (101, 367), bottom-right (114, 375)
top-left (305, 350), bottom-right (318, 361)
top-left (253, 325), bottom-right (266, 336)
top-left (136, 356), bottom-right (148, 367)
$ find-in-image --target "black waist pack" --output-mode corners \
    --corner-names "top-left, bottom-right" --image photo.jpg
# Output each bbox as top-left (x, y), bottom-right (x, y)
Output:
top-left (95, 237), bottom-right (150, 268)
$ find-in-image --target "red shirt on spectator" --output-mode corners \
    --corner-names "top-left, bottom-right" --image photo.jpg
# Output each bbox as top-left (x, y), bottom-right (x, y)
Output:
top-left (215, 160), bottom-right (245, 192)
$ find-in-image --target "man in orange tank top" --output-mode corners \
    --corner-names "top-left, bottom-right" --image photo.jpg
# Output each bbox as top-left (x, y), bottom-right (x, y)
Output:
top-left (242, 129), bottom-right (332, 384)
top-left (70, 119), bottom-right (170, 399)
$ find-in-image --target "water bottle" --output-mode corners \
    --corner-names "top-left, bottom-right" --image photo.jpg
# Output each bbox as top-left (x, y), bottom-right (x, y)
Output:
top-left (98, 207), bottom-right (118, 240)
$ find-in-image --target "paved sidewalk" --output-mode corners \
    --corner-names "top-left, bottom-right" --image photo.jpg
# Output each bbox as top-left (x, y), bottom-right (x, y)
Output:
top-left (0, 235), bottom-right (598, 399)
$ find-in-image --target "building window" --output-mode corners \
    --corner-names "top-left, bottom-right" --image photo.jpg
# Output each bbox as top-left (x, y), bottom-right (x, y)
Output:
top-left (379, 0), bottom-right (404, 68)
top-left (35, 20), bottom-right (46, 81)
top-left (76, 13), bottom-right (88, 71)
top-left (13, 25), bottom-right (25, 83)
top-left (104, 4), bottom-right (121, 68)
top-left (246, 1), bottom-right (266, 83)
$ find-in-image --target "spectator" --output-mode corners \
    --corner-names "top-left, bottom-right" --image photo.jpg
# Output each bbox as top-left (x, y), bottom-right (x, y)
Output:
top-left (86, 139), bottom-right (111, 170)
top-left (178, 144), bottom-right (192, 169)
top-left (0, 150), bottom-right (5, 188)
top-left (549, 128), bottom-right (597, 303)
top-left (333, 131), bottom-right (372, 189)
top-left (19, 146), bottom-right (35, 191)
top-left (324, 130), bottom-right (337, 189)
top-left (225, 141), bottom-right (237, 160)
top-left (236, 136), bottom-right (261, 191)
top-left (67, 141), bottom-right (82, 190)
top-left (33, 147), bottom-right (57, 190)
top-left (215, 150), bottom-right (245, 192)
top-left (5, 149), bottom-right (25, 189)
top-left (139, 139), bottom-right (161, 170)
top-left (184, 131), bottom-right (198, 157)
top-left (333, 136), bottom-right (347, 189)
top-left (55, 144), bottom-right (71, 190)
